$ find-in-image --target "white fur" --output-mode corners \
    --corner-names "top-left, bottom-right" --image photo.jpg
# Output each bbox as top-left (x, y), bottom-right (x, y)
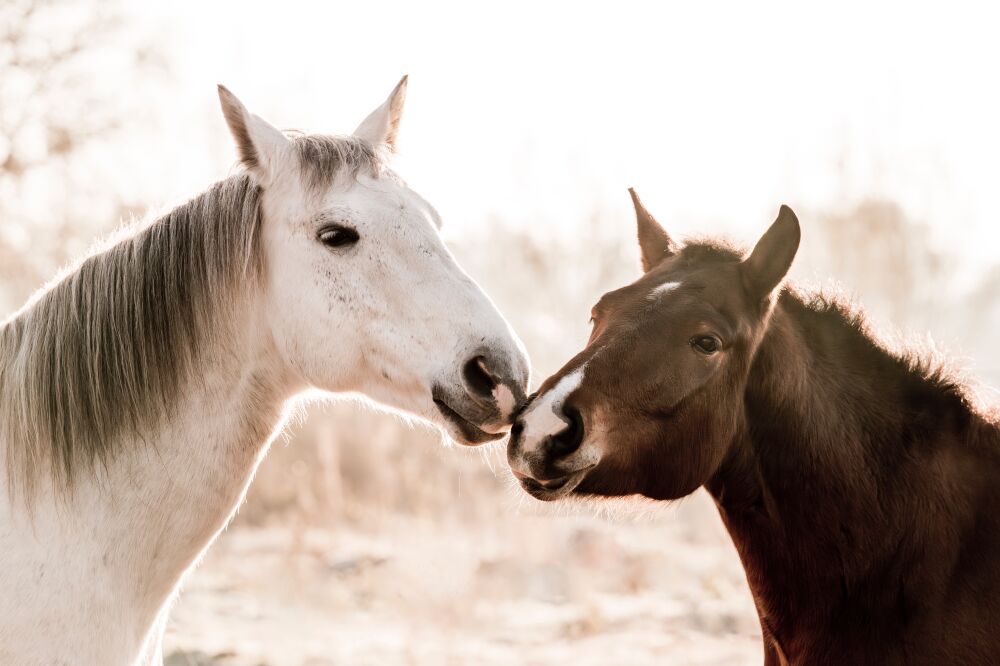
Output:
top-left (217, 84), bottom-right (291, 189)
top-left (516, 367), bottom-right (585, 459)
top-left (494, 384), bottom-right (517, 418)
top-left (352, 76), bottom-right (406, 154)
top-left (0, 82), bottom-right (528, 665)
top-left (509, 365), bottom-right (605, 483)
top-left (648, 280), bottom-right (682, 300)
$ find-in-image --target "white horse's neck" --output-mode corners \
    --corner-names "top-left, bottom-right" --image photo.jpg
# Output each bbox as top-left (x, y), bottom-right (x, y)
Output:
top-left (0, 297), bottom-right (299, 665)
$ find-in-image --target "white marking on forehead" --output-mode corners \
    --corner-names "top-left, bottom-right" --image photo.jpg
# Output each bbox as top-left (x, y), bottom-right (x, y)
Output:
top-left (519, 366), bottom-right (585, 453)
top-left (648, 280), bottom-right (682, 300)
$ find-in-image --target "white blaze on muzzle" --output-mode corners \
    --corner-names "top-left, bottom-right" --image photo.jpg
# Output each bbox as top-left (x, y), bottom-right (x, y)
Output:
top-left (518, 366), bottom-right (585, 456)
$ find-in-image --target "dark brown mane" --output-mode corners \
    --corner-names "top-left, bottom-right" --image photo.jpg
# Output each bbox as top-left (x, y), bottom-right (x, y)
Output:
top-left (779, 287), bottom-right (974, 414)
top-left (679, 236), bottom-right (976, 419)
top-left (714, 279), bottom-right (1000, 663)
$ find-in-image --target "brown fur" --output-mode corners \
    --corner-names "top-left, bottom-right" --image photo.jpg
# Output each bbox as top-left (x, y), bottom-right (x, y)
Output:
top-left (511, 194), bottom-right (1000, 664)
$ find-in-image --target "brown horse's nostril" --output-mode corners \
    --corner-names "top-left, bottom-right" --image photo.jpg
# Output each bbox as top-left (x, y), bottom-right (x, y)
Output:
top-left (462, 355), bottom-right (498, 400)
top-left (548, 404), bottom-right (584, 457)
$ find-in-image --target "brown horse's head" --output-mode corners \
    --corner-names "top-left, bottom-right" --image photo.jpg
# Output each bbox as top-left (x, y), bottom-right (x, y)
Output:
top-left (508, 190), bottom-right (800, 501)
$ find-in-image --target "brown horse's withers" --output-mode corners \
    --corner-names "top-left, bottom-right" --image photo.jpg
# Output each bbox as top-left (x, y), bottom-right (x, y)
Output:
top-left (508, 190), bottom-right (1000, 665)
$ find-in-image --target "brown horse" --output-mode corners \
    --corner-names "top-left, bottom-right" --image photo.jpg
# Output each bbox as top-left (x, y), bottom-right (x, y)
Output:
top-left (508, 190), bottom-right (1000, 665)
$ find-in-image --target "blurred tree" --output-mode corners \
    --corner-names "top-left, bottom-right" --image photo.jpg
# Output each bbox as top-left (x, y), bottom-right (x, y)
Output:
top-left (800, 199), bottom-right (950, 330)
top-left (967, 267), bottom-right (1000, 384)
top-left (450, 207), bottom-right (636, 379)
top-left (0, 0), bottom-right (164, 312)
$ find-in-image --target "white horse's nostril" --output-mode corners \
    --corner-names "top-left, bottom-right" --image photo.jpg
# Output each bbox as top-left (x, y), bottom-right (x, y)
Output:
top-left (461, 352), bottom-right (526, 421)
top-left (462, 355), bottom-right (497, 399)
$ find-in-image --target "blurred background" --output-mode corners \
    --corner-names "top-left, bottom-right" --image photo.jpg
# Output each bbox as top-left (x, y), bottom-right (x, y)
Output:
top-left (2, 1), bottom-right (999, 664)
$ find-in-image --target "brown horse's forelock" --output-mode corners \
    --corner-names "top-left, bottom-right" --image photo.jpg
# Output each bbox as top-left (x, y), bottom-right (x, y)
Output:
top-left (0, 135), bottom-right (382, 497)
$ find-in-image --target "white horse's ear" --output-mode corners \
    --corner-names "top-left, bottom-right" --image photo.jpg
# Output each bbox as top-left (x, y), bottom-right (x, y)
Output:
top-left (353, 75), bottom-right (408, 154)
top-left (217, 85), bottom-right (291, 187)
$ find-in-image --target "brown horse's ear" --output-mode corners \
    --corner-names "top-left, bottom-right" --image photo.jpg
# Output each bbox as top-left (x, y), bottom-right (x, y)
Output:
top-left (741, 205), bottom-right (801, 300)
top-left (629, 188), bottom-right (677, 272)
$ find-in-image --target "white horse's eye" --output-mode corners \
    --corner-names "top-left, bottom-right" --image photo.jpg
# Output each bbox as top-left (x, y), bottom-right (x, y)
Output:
top-left (317, 225), bottom-right (360, 249)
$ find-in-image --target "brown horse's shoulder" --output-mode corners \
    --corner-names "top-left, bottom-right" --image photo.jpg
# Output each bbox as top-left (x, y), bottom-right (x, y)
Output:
top-left (713, 283), bottom-right (1000, 664)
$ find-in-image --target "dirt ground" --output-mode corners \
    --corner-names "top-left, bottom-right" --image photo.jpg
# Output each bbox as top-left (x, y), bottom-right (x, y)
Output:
top-left (163, 491), bottom-right (763, 666)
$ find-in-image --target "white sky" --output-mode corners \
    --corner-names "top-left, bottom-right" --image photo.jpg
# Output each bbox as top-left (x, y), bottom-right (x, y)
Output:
top-left (128, 0), bottom-right (999, 272)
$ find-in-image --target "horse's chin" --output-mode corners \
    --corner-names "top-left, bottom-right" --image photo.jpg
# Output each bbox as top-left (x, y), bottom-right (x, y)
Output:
top-left (514, 466), bottom-right (591, 501)
top-left (477, 421), bottom-right (513, 435)
top-left (442, 422), bottom-right (507, 447)
top-left (432, 398), bottom-right (507, 446)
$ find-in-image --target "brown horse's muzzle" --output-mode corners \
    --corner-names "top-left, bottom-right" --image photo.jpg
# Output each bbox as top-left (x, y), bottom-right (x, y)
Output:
top-left (507, 391), bottom-right (594, 500)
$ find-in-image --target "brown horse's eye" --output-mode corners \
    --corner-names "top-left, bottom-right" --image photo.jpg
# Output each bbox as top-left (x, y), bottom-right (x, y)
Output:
top-left (317, 225), bottom-right (360, 249)
top-left (692, 335), bottom-right (721, 355)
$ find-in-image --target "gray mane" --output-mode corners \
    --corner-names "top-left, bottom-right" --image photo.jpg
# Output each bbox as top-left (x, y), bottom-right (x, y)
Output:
top-left (0, 134), bottom-right (380, 493)
top-left (294, 133), bottom-right (381, 189)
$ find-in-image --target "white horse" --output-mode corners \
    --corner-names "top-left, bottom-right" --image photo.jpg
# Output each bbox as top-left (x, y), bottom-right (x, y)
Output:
top-left (0, 77), bottom-right (530, 665)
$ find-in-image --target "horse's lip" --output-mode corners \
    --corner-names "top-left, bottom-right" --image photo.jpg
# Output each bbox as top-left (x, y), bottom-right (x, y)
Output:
top-left (433, 398), bottom-right (505, 446)
top-left (513, 466), bottom-right (593, 501)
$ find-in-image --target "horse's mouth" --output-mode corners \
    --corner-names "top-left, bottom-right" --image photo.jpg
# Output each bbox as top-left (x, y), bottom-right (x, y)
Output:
top-left (433, 398), bottom-right (506, 446)
top-left (512, 467), bottom-right (592, 501)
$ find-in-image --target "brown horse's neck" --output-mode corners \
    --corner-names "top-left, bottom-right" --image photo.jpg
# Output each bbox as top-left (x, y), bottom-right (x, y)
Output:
top-left (707, 290), bottom-right (1000, 663)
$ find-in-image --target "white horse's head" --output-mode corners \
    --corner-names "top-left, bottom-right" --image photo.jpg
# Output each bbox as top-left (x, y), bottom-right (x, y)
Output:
top-left (217, 78), bottom-right (530, 444)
